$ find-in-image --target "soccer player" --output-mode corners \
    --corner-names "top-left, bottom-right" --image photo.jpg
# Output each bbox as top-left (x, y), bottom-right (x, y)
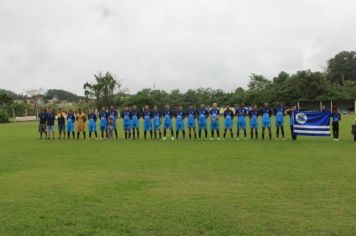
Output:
top-left (197, 104), bottom-right (209, 139)
top-left (331, 107), bottom-right (341, 141)
top-left (152, 106), bottom-right (162, 139)
top-left (88, 109), bottom-right (98, 140)
top-left (121, 106), bottom-right (132, 139)
top-left (143, 105), bottom-right (153, 140)
top-left (66, 109), bottom-right (75, 139)
top-left (236, 103), bottom-right (248, 140)
top-left (285, 106), bottom-right (297, 140)
top-left (248, 104), bottom-right (259, 139)
top-left (107, 117), bottom-right (114, 141)
top-left (175, 105), bottom-right (185, 139)
top-left (186, 105), bottom-right (197, 139)
top-left (260, 102), bottom-right (272, 140)
top-left (76, 108), bottom-right (87, 139)
top-left (210, 103), bottom-right (220, 141)
top-left (223, 105), bottom-right (234, 139)
top-left (46, 108), bottom-right (55, 140)
top-left (57, 108), bottom-right (66, 139)
top-left (131, 105), bottom-right (140, 139)
top-left (99, 107), bottom-right (107, 139)
top-left (163, 104), bottom-right (174, 141)
top-left (108, 106), bottom-right (118, 139)
top-left (274, 102), bottom-right (285, 140)
top-left (38, 108), bottom-right (47, 139)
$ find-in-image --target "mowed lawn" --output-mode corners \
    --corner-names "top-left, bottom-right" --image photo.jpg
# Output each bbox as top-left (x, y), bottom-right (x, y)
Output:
top-left (1, 115), bottom-right (356, 235)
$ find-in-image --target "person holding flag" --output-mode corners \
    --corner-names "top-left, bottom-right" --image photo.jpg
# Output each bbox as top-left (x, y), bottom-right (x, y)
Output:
top-left (248, 104), bottom-right (259, 139)
top-left (223, 105), bottom-right (234, 140)
top-left (274, 102), bottom-right (285, 140)
top-left (175, 105), bottom-right (185, 139)
top-left (66, 109), bottom-right (75, 139)
top-left (163, 104), bottom-right (174, 141)
top-left (186, 105), bottom-right (197, 139)
top-left (152, 106), bottom-right (162, 140)
top-left (87, 109), bottom-right (98, 140)
top-left (143, 105), bottom-right (153, 140)
top-left (121, 106), bottom-right (132, 140)
top-left (197, 104), bottom-right (209, 140)
top-left (260, 102), bottom-right (272, 140)
top-left (210, 102), bottom-right (220, 141)
top-left (331, 107), bottom-right (341, 141)
top-left (99, 107), bottom-right (107, 140)
top-left (236, 103), bottom-right (247, 140)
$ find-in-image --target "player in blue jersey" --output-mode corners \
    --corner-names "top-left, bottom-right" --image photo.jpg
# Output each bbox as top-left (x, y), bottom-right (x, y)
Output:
top-left (87, 109), bottom-right (98, 140)
top-left (223, 105), bottom-right (234, 139)
top-left (285, 105), bottom-right (298, 140)
top-left (236, 103), bottom-right (247, 140)
top-left (121, 106), bottom-right (132, 139)
top-left (248, 104), bottom-right (259, 139)
top-left (163, 104), bottom-right (174, 141)
top-left (38, 108), bottom-right (47, 139)
top-left (175, 105), bottom-right (185, 139)
top-left (209, 103), bottom-right (220, 141)
top-left (143, 105), bottom-right (153, 140)
top-left (274, 102), bottom-right (285, 140)
top-left (186, 105), bottom-right (197, 139)
top-left (66, 109), bottom-right (75, 139)
top-left (46, 108), bottom-right (56, 140)
top-left (197, 104), bottom-right (209, 139)
top-left (131, 105), bottom-right (140, 139)
top-left (152, 106), bottom-right (162, 140)
top-left (331, 107), bottom-right (341, 141)
top-left (108, 106), bottom-right (118, 139)
top-left (99, 107), bottom-right (108, 139)
top-left (260, 102), bottom-right (272, 140)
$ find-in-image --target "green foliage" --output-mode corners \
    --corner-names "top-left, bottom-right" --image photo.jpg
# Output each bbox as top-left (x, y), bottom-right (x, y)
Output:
top-left (327, 51), bottom-right (356, 86)
top-left (0, 92), bottom-right (13, 106)
top-left (44, 89), bottom-right (82, 102)
top-left (0, 108), bottom-right (10, 123)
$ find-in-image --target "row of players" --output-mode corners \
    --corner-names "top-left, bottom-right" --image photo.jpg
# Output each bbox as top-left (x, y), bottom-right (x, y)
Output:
top-left (38, 103), bottom-right (301, 141)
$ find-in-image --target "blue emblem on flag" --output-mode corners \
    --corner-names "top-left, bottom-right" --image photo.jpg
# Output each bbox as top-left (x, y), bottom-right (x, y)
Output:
top-left (293, 111), bottom-right (331, 136)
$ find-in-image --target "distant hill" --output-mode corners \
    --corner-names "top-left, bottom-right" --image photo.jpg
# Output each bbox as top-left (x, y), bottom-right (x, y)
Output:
top-left (44, 89), bottom-right (84, 102)
top-left (0, 89), bottom-right (26, 100)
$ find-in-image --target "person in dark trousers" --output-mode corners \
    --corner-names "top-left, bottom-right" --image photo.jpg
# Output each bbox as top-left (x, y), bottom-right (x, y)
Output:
top-left (38, 108), bottom-right (47, 139)
top-left (285, 106), bottom-right (298, 140)
top-left (331, 107), bottom-right (341, 141)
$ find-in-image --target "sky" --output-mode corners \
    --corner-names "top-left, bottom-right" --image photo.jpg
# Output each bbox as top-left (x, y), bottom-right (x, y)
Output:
top-left (0, 0), bottom-right (355, 96)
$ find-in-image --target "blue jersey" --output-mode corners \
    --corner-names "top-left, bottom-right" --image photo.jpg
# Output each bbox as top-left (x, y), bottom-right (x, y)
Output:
top-left (236, 107), bottom-right (247, 122)
top-left (198, 109), bottom-right (209, 121)
top-left (153, 111), bottom-right (161, 125)
top-left (186, 109), bottom-right (196, 120)
top-left (67, 113), bottom-right (75, 123)
top-left (39, 112), bottom-right (47, 124)
top-left (99, 111), bottom-right (107, 120)
top-left (274, 106), bottom-right (285, 122)
top-left (143, 111), bottom-right (153, 120)
top-left (163, 110), bottom-right (173, 120)
top-left (223, 109), bottom-right (234, 119)
top-left (210, 108), bottom-right (220, 120)
top-left (260, 108), bottom-right (272, 121)
top-left (122, 111), bottom-right (131, 121)
top-left (331, 112), bottom-right (341, 123)
top-left (108, 110), bottom-right (118, 121)
top-left (47, 112), bottom-right (55, 126)
top-left (88, 113), bottom-right (97, 123)
top-left (175, 111), bottom-right (185, 121)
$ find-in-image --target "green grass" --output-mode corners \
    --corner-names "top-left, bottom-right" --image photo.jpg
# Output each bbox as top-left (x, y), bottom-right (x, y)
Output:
top-left (1, 116), bottom-right (356, 235)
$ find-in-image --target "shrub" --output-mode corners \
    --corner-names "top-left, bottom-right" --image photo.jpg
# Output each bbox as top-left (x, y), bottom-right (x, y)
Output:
top-left (0, 109), bottom-right (10, 123)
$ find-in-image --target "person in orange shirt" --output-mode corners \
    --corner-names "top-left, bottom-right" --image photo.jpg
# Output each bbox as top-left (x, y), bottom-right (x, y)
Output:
top-left (76, 108), bottom-right (87, 139)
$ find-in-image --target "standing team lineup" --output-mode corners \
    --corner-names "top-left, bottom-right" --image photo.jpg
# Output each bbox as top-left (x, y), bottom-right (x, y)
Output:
top-left (38, 102), bottom-right (342, 141)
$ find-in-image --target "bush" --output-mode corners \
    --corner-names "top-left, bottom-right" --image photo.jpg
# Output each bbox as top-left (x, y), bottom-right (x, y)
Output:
top-left (0, 109), bottom-right (10, 123)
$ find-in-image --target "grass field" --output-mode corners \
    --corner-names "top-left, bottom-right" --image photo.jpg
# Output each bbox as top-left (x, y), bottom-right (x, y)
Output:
top-left (1, 116), bottom-right (356, 235)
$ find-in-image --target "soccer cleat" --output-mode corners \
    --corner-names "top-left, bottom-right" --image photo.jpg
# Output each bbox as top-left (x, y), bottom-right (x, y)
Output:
top-left (171, 137), bottom-right (174, 141)
top-left (163, 137), bottom-right (167, 141)
top-left (217, 138), bottom-right (220, 141)
top-left (210, 138), bottom-right (214, 141)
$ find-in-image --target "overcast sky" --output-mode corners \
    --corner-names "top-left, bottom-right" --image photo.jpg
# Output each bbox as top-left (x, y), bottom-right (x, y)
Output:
top-left (0, 0), bottom-right (355, 95)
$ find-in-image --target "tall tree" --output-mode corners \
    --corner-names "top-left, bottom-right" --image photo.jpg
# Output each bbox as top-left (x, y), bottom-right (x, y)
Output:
top-left (327, 51), bottom-right (356, 86)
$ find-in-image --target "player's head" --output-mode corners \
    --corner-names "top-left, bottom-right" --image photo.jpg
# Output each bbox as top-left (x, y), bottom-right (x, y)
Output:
top-left (132, 105), bottom-right (137, 110)
top-left (110, 106), bottom-right (114, 111)
top-left (78, 108), bottom-right (82, 113)
top-left (124, 106), bottom-right (128, 111)
top-left (200, 104), bottom-right (205, 109)
top-left (165, 104), bottom-right (170, 110)
top-left (177, 105), bottom-right (182, 111)
top-left (292, 105), bottom-right (297, 110)
top-left (253, 104), bottom-right (258, 110)
top-left (153, 105), bottom-right (158, 111)
top-left (264, 102), bottom-right (269, 108)
top-left (101, 106), bottom-right (105, 111)
top-left (226, 104), bottom-right (230, 109)
top-left (240, 102), bottom-right (244, 107)
top-left (212, 103), bottom-right (217, 108)
top-left (48, 107), bottom-right (52, 112)
top-left (332, 106), bottom-right (338, 112)
top-left (58, 108), bottom-right (63, 113)
top-left (189, 105), bottom-right (193, 109)
top-left (144, 104), bottom-right (149, 110)
top-left (90, 108), bottom-right (94, 114)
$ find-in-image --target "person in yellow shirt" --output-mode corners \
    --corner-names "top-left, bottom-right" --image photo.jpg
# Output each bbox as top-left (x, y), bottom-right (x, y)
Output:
top-left (57, 108), bottom-right (67, 139)
top-left (76, 108), bottom-right (87, 139)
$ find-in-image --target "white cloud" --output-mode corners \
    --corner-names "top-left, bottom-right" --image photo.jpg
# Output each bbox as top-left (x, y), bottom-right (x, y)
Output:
top-left (0, 0), bottom-right (355, 95)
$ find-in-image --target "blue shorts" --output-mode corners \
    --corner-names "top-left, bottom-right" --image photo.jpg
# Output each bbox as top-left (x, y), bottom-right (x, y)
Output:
top-left (113, 121), bottom-right (117, 129)
top-left (187, 119), bottom-right (196, 128)
top-left (153, 124), bottom-right (161, 130)
top-left (131, 119), bottom-right (139, 129)
top-left (89, 123), bottom-right (96, 132)
top-left (198, 120), bottom-right (207, 130)
top-left (176, 121), bottom-right (185, 131)
top-left (262, 120), bottom-right (271, 128)
top-left (250, 122), bottom-right (258, 129)
top-left (238, 121), bottom-right (246, 130)
top-left (47, 125), bottom-right (54, 132)
top-left (144, 119), bottom-right (152, 131)
top-left (164, 119), bottom-right (172, 129)
top-left (276, 120), bottom-right (284, 128)
top-left (67, 123), bottom-right (74, 132)
top-left (210, 120), bottom-right (220, 130)
top-left (100, 125), bottom-right (107, 131)
top-left (224, 119), bottom-right (232, 129)
top-left (58, 124), bottom-right (65, 132)
top-left (123, 121), bottom-right (131, 130)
